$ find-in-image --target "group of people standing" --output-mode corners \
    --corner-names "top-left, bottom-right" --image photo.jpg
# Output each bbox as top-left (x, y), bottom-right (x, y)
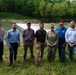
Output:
top-left (0, 20), bottom-right (76, 66)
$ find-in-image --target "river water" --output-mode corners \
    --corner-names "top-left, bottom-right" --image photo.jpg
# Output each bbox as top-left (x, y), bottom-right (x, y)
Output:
top-left (16, 23), bottom-right (57, 32)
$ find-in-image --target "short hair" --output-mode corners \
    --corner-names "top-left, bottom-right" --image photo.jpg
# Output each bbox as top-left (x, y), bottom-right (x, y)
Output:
top-left (27, 22), bottom-right (31, 25)
top-left (13, 23), bottom-right (16, 25)
top-left (60, 20), bottom-right (64, 23)
top-left (40, 22), bottom-right (44, 25)
top-left (70, 20), bottom-right (74, 23)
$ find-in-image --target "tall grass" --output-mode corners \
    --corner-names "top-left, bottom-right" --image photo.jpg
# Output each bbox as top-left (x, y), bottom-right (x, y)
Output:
top-left (0, 46), bottom-right (76, 75)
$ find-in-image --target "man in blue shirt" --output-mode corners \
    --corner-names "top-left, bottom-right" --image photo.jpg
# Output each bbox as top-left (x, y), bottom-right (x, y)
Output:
top-left (56, 21), bottom-right (67, 64)
top-left (65, 21), bottom-right (76, 61)
top-left (6, 23), bottom-right (20, 65)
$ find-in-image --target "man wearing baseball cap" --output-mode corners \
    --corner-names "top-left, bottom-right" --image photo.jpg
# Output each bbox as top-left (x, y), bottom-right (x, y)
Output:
top-left (46, 23), bottom-right (58, 62)
top-left (22, 22), bottom-right (35, 62)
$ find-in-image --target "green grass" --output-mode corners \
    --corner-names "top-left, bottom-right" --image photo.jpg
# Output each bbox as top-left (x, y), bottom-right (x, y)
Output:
top-left (1, 45), bottom-right (76, 75)
top-left (0, 21), bottom-right (76, 75)
top-left (0, 12), bottom-right (33, 19)
top-left (1, 21), bottom-right (12, 35)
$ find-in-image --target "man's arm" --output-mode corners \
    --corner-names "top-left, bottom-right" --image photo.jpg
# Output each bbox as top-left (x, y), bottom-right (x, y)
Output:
top-left (6, 30), bottom-right (11, 48)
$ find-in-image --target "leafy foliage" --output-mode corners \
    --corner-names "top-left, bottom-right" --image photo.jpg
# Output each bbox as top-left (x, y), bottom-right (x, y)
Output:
top-left (0, 0), bottom-right (76, 19)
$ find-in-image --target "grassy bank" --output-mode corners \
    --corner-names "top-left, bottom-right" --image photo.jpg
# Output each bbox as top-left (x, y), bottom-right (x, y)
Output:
top-left (0, 12), bottom-right (33, 19)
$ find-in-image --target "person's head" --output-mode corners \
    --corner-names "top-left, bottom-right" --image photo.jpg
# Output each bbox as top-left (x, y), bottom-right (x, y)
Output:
top-left (70, 21), bottom-right (75, 28)
top-left (27, 22), bottom-right (31, 29)
top-left (50, 23), bottom-right (55, 32)
top-left (59, 21), bottom-right (64, 29)
top-left (39, 22), bottom-right (44, 30)
top-left (12, 23), bottom-right (17, 30)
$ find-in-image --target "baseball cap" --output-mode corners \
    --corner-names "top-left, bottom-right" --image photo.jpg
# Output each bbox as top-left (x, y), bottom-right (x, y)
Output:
top-left (50, 23), bottom-right (55, 28)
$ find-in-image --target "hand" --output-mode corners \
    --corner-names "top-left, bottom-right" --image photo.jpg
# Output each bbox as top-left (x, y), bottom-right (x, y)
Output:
top-left (45, 43), bottom-right (47, 47)
top-left (69, 43), bottom-right (73, 47)
top-left (18, 43), bottom-right (20, 46)
top-left (36, 44), bottom-right (40, 49)
top-left (62, 43), bottom-right (66, 47)
top-left (49, 44), bottom-right (55, 47)
top-left (8, 44), bottom-right (11, 48)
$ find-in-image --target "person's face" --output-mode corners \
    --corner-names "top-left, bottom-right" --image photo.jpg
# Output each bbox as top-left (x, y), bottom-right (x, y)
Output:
top-left (12, 24), bottom-right (17, 30)
top-left (40, 24), bottom-right (44, 30)
top-left (70, 21), bottom-right (75, 28)
top-left (27, 24), bottom-right (31, 29)
top-left (50, 27), bottom-right (54, 31)
top-left (59, 22), bottom-right (64, 29)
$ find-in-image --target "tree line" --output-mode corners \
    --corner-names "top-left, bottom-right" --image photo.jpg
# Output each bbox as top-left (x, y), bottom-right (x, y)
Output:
top-left (0, 0), bottom-right (76, 19)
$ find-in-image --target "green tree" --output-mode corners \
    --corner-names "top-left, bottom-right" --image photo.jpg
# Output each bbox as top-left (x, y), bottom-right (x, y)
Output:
top-left (69, 1), bottom-right (76, 18)
top-left (45, 2), bottom-right (52, 18)
top-left (51, 2), bottom-right (68, 18)
top-left (33, 0), bottom-right (41, 17)
top-left (39, 0), bottom-right (46, 17)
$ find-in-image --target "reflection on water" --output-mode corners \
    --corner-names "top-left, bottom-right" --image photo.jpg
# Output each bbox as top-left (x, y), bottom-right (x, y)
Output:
top-left (17, 23), bottom-right (56, 32)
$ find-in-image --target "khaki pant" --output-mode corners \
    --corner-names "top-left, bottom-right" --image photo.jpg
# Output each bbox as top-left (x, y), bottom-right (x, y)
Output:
top-left (35, 42), bottom-right (45, 63)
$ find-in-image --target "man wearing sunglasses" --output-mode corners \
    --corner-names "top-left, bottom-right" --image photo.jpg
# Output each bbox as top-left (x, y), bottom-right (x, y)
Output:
top-left (56, 21), bottom-right (67, 64)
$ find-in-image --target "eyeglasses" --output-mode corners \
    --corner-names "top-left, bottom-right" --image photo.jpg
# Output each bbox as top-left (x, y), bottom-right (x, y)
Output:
top-left (51, 27), bottom-right (54, 28)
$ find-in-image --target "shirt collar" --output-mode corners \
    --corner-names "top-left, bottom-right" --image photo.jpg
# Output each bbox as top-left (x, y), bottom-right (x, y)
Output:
top-left (70, 27), bottom-right (76, 30)
top-left (59, 27), bottom-right (65, 30)
top-left (11, 29), bottom-right (17, 31)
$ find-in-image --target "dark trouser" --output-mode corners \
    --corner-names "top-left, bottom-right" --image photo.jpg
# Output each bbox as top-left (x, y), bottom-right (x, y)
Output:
top-left (47, 46), bottom-right (56, 61)
top-left (24, 42), bottom-right (34, 60)
top-left (0, 42), bottom-right (4, 61)
top-left (58, 45), bottom-right (66, 63)
top-left (9, 42), bottom-right (18, 64)
top-left (68, 45), bottom-right (76, 61)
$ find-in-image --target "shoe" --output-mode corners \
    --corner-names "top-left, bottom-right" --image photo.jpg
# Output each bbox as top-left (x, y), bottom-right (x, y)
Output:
top-left (8, 63), bottom-right (12, 66)
top-left (31, 58), bottom-right (35, 63)
top-left (61, 63), bottom-right (66, 66)
top-left (35, 61), bottom-right (38, 66)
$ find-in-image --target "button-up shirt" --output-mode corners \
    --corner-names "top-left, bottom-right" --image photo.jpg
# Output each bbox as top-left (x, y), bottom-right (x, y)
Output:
top-left (6, 29), bottom-right (20, 45)
top-left (22, 28), bottom-right (35, 42)
top-left (56, 27), bottom-right (67, 45)
top-left (0, 28), bottom-right (4, 42)
top-left (65, 27), bottom-right (76, 43)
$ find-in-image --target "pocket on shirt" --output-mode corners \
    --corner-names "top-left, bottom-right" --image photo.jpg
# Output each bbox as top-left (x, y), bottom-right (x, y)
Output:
top-left (68, 31), bottom-right (72, 36)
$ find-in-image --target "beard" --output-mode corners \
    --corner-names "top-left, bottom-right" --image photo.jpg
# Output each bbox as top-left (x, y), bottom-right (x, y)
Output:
top-left (13, 28), bottom-right (16, 30)
top-left (72, 25), bottom-right (75, 28)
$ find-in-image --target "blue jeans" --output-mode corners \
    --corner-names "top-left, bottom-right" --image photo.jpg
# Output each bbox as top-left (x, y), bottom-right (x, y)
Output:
top-left (68, 45), bottom-right (76, 61)
top-left (9, 43), bottom-right (18, 64)
top-left (58, 45), bottom-right (66, 63)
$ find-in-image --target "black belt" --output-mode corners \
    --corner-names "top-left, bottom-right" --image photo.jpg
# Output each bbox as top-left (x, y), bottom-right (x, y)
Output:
top-left (10, 42), bottom-right (18, 44)
top-left (25, 40), bottom-right (33, 42)
top-left (69, 42), bottom-right (75, 44)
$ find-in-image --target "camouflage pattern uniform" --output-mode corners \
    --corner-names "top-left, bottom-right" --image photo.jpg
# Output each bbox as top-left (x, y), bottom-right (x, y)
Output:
top-left (46, 31), bottom-right (58, 61)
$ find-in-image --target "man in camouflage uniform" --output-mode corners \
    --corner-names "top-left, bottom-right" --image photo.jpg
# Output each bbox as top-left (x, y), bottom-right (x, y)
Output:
top-left (46, 24), bottom-right (58, 62)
